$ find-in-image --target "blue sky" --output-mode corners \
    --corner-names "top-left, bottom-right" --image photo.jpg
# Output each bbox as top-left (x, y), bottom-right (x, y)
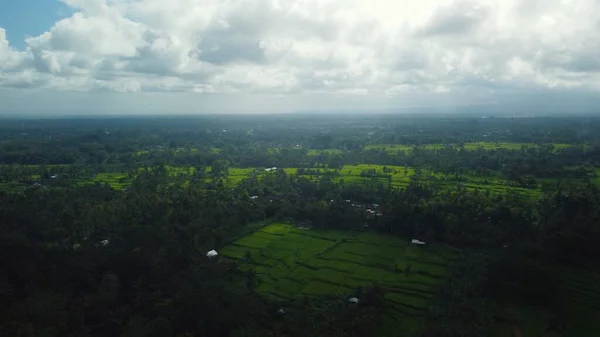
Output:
top-left (0, 0), bottom-right (72, 50)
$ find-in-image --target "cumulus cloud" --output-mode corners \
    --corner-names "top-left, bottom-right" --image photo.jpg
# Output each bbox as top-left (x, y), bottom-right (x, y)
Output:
top-left (1, 0), bottom-right (600, 112)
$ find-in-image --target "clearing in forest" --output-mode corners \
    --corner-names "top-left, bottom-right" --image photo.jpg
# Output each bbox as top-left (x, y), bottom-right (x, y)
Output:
top-left (220, 223), bottom-right (459, 336)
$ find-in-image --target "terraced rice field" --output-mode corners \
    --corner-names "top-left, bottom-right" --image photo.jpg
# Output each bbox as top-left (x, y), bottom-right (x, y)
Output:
top-left (334, 164), bottom-right (541, 197)
top-left (0, 181), bottom-right (28, 192)
top-left (364, 144), bottom-right (414, 153)
top-left (153, 164), bottom-right (544, 197)
top-left (72, 172), bottom-right (131, 190)
top-left (307, 149), bottom-right (345, 155)
top-left (592, 169), bottom-right (600, 187)
top-left (556, 264), bottom-right (600, 335)
top-left (492, 263), bottom-right (600, 337)
top-left (0, 163), bottom-right (544, 198)
top-left (462, 142), bottom-right (573, 151)
top-left (90, 173), bottom-right (130, 189)
top-left (226, 168), bottom-right (262, 185)
top-left (335, 164), bottom-right (415, 189)
top-left (366, 142), bottom-right (574, 153)
top-left (220, 223), bottom-right (459, 336)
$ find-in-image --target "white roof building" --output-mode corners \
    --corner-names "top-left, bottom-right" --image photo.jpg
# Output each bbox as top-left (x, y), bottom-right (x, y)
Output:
top-left (411, 239), bottom-right (426, 245)
top-left (206, 249), bottom-right (219, 258)
top-left (349, 297), bottom-right (360, 304)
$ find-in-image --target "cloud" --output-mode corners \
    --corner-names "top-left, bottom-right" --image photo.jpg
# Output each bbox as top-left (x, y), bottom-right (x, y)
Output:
top-left (0, 0), bottom-right (600, 113)
top-left (415, 1), bottom-right (489, 37)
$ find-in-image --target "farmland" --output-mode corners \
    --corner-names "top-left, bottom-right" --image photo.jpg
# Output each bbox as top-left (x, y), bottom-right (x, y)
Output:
top-left (2, 162), bottom-right (548, 197)
top-left (492, 263), bottom-right (600, 337)
top-left (220, 223), bottom-right (459, 336)
top-left (364, 142), bottom-right (575, 153)
top-left (155, 142), bottom-right (576, 156)
top-left (76, 172), bottom-right (131, 189)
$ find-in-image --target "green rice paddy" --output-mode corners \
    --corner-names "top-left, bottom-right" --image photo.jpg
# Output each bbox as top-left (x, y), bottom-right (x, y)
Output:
top-left (86, 172), bottom-right (130, 189)
top-left (592, 169), bottom-right (600, 187)
top-left (1, 162), bottom-right (547, 197)
top-left (220, 223), bottom-right (459, 335)
top-left (333, 164), bottom-right (541, 197)
top-left (365, 142), bottom-right (574, 153)
top-left (307, 149), bottom-right (345, 155)
top-left (364, 144), bottom-right (414, 153)
top-left (492, 263), bottom-right (600, 337)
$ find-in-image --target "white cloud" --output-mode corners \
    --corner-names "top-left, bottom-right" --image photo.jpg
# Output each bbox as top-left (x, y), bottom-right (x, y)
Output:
top-left (0, 0), bottom-right (600, 113)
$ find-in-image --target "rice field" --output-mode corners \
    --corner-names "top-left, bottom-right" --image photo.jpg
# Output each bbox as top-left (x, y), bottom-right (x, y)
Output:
top-left (364, 145), bottom-right (414, 153)
top-left (72, 172), bottom-right (131, 190)
top-left (492, 263), bottom-right (600, 337)
top-left (556, 264), bottom-right (600, 335)
top-left (89, 172), bottom-right (130, 189)
top-left (334, 164), bottom-right (541, 197)
top-left (0, 162), bottom-right (550, 197)
top-left (307, 149), bottom-right (345, 155)
top-left (365, 143), bottom-right (574, 153)
top-left (592, 169), bottom-right (600, 187)
top-left (220, 223), bottom-right (459, 336)
top-left (226, 168), bottom-right (262, 185)
top-left (462, 142), bottom-right (573, 151)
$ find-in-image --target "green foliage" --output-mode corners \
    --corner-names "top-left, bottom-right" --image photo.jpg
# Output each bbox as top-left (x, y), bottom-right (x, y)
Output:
top-left (1, 115), bottom-right (600, 337)
top-left (423, 252), bottom-right (496, 337)
top-left (221, 224), bottom-right (455, 334)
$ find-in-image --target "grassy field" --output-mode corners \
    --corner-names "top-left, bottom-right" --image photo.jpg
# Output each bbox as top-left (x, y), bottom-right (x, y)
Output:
top-left (364, 144), bottom-right (414, 153)
top-left (70, 173), bottom-right (131, 190)
top-left (492, 263), bottom-right (600, 337)
top-left (365, 142), bottom-right (574, 153)
top-left (334, 164), bottom-right (541, 197)
top-left (364, 144), bottom-right (455, 152)
top-left (220, 223), bottom-right (459, 336)
top-left (555, 263), bottom-right (600, 335)
top-left (88, 172), bottom-right (130, 189)
top-left (0, 162), bottom-right (551, 198)
top-left (307, 149), bottom-right (345, 155)
top-left (592, 169), bottom-right (600, 187)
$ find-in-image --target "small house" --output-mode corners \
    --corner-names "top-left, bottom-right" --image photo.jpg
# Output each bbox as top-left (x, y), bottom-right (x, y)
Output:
top-left (100, 239), bottom-right (110, 247)
top-left (411, 239), bottom-right (426, 245)
top-left (206, 249), bottom-right (219, 258)
top-left (349, 297), bottom-right (360, 304)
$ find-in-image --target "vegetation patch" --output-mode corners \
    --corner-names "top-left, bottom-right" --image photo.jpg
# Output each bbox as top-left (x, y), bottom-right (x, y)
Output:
top-left (220, 223), bottom-right (455, 333)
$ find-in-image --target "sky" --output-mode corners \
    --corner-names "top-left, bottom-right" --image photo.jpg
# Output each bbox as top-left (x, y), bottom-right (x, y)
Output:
top-left (1, 0), bottom-right (600, 115)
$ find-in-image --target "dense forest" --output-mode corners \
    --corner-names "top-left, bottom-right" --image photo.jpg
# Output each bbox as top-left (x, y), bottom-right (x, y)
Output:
top-left (1, 114), bottom-right (599, 337)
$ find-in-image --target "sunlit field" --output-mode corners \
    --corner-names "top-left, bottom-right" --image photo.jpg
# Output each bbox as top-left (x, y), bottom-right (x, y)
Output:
top-left (220, 223), bottom-right (459, 336)
top-left (365, 142), bottom-right (575, 153)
